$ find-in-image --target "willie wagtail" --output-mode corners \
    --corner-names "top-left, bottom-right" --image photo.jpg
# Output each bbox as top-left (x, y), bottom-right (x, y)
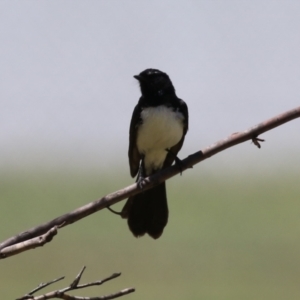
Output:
top-left (121, 69), bottom-right (189, 239)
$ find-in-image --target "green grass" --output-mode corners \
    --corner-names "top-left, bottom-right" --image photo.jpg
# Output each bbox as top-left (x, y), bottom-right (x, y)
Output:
top-left (1, 168), bottom-right (300, 299)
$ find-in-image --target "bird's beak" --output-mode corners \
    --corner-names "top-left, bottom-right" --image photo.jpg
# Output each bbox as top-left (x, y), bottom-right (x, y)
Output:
top-left (133, 75), bottom-right (144, 82)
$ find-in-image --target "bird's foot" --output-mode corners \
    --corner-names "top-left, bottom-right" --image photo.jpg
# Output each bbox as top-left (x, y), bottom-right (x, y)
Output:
top-left (137, 175), bottom-right (148, 189)
top-left (166, 149), bottom-right (184, 175)
top-left (174, 156), bottom-right (184, 175)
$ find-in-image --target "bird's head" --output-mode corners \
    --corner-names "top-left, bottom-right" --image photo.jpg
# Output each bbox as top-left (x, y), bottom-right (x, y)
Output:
top-left (134, 69), bottom-right (175, 99)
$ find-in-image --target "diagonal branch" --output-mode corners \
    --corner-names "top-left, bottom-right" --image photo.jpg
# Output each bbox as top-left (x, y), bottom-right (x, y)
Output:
top-left (0, 226), bottom-right (59, 258)
top-left (1, 105), bottom-right (299, 258)
top-left (27, 276), bottom-right (65, 296)
top-left (16, 266), bottom-right (135, 300)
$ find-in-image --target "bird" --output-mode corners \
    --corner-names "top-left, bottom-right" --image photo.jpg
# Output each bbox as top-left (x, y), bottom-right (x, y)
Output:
top-left (121, 68), bottom-right (189, 239)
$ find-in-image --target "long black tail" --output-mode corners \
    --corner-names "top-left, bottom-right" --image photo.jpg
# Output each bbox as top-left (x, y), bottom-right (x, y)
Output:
top-left (121, 182), bottom-right (168, 239)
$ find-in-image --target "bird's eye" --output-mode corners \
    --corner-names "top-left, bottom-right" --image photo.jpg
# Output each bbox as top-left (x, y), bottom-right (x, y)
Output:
top-left (158, 90), bottom-right (163, 96)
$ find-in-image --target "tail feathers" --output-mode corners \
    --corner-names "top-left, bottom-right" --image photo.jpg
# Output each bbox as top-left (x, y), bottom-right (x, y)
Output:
top-left (121, 182), bottom-right (168, 239)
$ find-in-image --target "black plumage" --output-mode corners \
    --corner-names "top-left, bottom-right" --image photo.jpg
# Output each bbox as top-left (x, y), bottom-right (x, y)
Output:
top-left (122, 69), bottom-right (188, 239)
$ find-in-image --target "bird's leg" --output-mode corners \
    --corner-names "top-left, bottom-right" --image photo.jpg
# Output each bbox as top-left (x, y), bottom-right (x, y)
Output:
top-left (166, 149), bottom-right (184, 175)
top-left (107, 158), bottom-right (146, 216)
top-left (136, 157), bottom-right (147, 189)
top-left (107, 206), bottom-right (122, 215)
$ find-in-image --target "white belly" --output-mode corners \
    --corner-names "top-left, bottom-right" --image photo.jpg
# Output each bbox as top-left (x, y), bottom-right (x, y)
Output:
top-left (137, 105), bottom-right (184, 175)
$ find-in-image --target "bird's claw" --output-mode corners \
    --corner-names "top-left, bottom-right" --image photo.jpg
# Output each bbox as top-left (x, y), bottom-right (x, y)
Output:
top-left (137, 176), bottom-right (147, 189)
top-left (166, 148), bottom-right (184, 175)
top-left (174, 157), bottom-right (184, 175)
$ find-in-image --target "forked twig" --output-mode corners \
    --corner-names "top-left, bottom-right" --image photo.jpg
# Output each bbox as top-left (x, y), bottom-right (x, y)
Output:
top-left (0, 226), bottom-right (58, 259)
top-left (16, 266), bottom-right (135, 300)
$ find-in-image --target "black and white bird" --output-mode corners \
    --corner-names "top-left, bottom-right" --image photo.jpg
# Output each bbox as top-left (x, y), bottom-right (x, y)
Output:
top-left (121, 69), bottom-right (189, 239)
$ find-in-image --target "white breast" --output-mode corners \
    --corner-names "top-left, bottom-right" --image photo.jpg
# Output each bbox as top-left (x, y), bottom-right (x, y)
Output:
top-left (137, 105), bottom-right (184, 175)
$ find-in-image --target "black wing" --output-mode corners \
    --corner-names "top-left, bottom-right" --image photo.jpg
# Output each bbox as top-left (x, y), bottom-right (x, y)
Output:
top-left (128, 101), bottom-right (143, 177)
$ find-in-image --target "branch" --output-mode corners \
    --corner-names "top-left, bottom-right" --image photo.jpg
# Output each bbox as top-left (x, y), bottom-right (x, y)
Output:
top-left (0, 226), bottom-right (58, 258)
top-left (1, 105), bottom-right (299, 258)
top-left (16, 266), bottom-right (135, 300)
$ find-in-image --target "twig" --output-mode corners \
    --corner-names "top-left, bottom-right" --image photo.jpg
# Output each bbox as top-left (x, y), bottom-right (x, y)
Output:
top-left (16, 267), bottom-right (135, 300)
top-left (27, 276), bottom-right (65, 296)
top-left (70, 266), bottom-right (86, 288)
top-left (0, 105), bottom-right (299, 258)
top-left (0, 226), bottom-right (58, 258)
top-left (252, 136), bottom-right (265, 149)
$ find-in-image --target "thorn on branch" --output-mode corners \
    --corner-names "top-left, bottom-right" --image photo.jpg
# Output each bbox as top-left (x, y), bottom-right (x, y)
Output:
top-left (252, 136), bottom-right (265, 149)
top-left (16, 267), bottom-right (135, 300)
top-left (70, 266), bottom-right (86, 288)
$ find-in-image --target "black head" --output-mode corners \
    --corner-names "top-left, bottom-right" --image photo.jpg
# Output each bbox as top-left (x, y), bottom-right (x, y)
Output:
top-left (134, 69), bottom-right (175, 99)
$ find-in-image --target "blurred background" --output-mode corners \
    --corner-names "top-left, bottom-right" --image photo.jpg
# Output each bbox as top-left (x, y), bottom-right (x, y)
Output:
top-left (1, 1), bottom-right (300, 299)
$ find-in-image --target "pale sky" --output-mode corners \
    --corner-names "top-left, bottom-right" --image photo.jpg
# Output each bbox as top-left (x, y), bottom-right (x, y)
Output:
top-left (1, 1), bottom-right (299, 173)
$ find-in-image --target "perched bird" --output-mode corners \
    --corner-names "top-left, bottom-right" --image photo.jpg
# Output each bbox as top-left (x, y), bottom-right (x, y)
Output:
top-left (121, 69), bottom-right (189, 239)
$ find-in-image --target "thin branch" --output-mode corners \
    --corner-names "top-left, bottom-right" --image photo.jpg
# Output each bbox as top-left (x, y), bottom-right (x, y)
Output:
top-left (70, 266), bottom-right (86, 288)
top-left (0, 226), bottom-right (58, 258)
top-left (75, 273), bottom-right (122, 290)
top-left (16, 267), bottom-right (135, 300)
top-left (1, 105), bottom-right (299, 258)
top-left (27, 276), bottom-right (65, 296)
